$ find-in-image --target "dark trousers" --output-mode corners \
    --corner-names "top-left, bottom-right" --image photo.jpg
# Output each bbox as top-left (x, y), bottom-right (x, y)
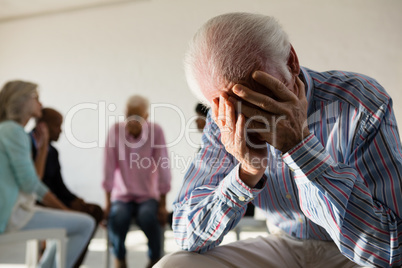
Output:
top-left (108, 199), bottom-right (162, 260)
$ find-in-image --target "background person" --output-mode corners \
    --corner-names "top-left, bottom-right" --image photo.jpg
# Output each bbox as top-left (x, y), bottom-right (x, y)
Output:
top-left (194, 102), bottom-right (209, 132)
top-left (156, 12), bottom-right (402, 268)
top-left (0, 80), bottom-right (95, 268)
top-left (31, 107), bottom-right (104, 267)
top-left (102, 95), bottom-right (171, 268)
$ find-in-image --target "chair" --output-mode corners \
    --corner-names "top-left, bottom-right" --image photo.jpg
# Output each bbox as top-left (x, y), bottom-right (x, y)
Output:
top-left (0, 228), bottom-right (67, 268)
top-left (104, 223), bottom-right (165, 268)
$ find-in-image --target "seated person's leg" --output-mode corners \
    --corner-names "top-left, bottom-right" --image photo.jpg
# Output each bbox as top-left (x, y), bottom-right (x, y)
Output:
top-left (107, 201), bottom-right (133, 261)
top-left (156, 235), bottom-right (294, 268)
top-left (156, 232), bottom-right (359, 268)
top-left (21, 207), bottom-right (95, 268)
top-left (135, 199), bottom-right (162, 262)
top-left (69, 198), bottom-right (104, 224)
top-left (38, 239), bottom-right (57, 268)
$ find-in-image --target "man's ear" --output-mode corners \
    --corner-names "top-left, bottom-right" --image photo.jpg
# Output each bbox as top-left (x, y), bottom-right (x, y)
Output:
top-left (144, 112), bottom-right (149, 121)
top-left (287, 45), bottom-right (300, 76)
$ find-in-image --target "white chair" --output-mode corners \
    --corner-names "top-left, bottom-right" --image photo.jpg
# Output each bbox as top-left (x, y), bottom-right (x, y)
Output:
top-left (0, 228), bottom-right (67, 268)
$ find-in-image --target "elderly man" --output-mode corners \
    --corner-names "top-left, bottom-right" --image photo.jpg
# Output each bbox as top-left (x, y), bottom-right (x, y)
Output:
top-left (156, 13), bottom-right (402, 268)
top-left (103, 95), bottom-right (171, 268)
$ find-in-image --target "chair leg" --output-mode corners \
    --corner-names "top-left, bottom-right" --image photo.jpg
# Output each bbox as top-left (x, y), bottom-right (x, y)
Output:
top-left (55, 237), bottom-right (66, 268)
top-left (26, 239), bottom-right (39, 268)
top-left (105, 228), bottom-right (111, 268)
top-left (161, 226), bottom-right (165, 256)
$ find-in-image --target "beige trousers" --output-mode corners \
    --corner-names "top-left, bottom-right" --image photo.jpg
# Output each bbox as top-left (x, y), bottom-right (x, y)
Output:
top-left (155, 226), bottom-right (367, 268)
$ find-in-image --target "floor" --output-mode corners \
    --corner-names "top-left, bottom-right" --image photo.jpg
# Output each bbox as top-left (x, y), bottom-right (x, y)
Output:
top-left (0, 225), bottom-right (268, 268)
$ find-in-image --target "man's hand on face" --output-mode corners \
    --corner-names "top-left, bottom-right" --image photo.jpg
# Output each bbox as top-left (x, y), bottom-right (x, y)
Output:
top-left (230, 71), bottom-right (310, 153)
top-left (212, 94), bottom-right (268, 188)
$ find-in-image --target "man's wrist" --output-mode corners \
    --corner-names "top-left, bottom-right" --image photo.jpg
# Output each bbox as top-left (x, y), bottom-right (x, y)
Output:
top-left (239, 165), bottom-right (265, 188)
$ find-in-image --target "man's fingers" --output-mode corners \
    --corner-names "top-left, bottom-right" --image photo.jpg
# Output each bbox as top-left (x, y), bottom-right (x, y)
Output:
top-left (235, 113), bottom-right (246, 156)
top-left (252, 70), bottom-right (296, 101)
top-left (225, 99), bottom-right (235, 134)
top-left (229, 98), bottom-right (277, 124)
top-left (232, 85), bottom-right (285, 114)
top-left (296, 76), bottom-right (306, 100)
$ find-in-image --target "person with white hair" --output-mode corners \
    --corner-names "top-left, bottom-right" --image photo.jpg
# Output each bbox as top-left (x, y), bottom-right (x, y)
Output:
top-left (102, 95), bottom-right (171, 268)
top-left (0, 80), bottom-right (95, 268)
top-left (156, 12), bottom-right (402, 267)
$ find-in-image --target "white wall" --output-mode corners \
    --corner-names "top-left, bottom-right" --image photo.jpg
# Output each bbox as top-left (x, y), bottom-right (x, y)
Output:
top-left (0, 0), bottom-right (401, 210)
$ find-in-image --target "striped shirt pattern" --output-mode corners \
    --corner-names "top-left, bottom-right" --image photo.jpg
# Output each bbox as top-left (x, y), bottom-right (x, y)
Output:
top-left (172, 67), bottom-right (402, 267)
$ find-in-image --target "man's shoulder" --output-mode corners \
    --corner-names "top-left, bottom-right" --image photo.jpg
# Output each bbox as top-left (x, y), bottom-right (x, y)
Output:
top-left (148, 122), bottom-right (165, 134)
top-left (307, 68), bottom-right (391, 114)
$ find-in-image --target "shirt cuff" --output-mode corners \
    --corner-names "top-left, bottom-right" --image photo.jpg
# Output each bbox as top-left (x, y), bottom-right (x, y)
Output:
top-left (218, 164), bottom-right (266, 208)
top-left (282, 134), bottom-right (335, 184)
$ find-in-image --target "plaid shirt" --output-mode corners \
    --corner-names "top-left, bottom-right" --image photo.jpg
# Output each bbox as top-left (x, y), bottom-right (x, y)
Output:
top-left (173, 67), bottom-right (402, 267)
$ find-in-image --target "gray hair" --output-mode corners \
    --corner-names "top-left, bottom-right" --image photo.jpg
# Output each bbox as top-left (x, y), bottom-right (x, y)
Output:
top-left (184, 12), bottom-right (291, 102)
top-left (0, 80), bottom-right (38, 123)
top-left (126, 95), bottom-right (149, 111)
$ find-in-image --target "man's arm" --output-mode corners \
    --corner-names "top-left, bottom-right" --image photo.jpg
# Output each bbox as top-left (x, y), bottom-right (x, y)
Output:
top-left (153, 124), bottom-right (171, 226)
top-left (173, 115), bottom-right (266, 252)
top-left (102, 191), bottom-right (111, 227)
top-left (102, 125), bottom-right (118, 225)
top-left (283, 104), bottom-right (402, 267)
top-left (233, 71), bottom-right (402, 267)
top-left (157, 193), bottom-right (168, 226)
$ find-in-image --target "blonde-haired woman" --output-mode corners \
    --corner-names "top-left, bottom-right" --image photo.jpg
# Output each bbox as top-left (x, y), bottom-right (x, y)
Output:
top-left (0, 80), bottom-right (95, 268)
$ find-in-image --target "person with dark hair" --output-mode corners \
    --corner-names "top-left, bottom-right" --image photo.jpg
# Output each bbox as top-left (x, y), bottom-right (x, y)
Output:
top-left (31, 107), bottom-right (104, 267)
top-left (195, 103), bottom-right (210, 132)
top-left (0, 81), bottom-right (95, 268)
top-left (156, 13), bottom-right (402, 267)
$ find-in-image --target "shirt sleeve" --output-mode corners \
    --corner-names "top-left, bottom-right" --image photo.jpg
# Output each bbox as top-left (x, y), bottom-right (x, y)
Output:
top-left (152, 124), bottom-right (171, 195)
top-left (102, 124), bottom-right (118, 192)
top-left (172, 114), bottom-right (266, 252)
top-left (3, 124), bottom-right (48, 200)
top-left (283, 103), bottom-right (402, 267)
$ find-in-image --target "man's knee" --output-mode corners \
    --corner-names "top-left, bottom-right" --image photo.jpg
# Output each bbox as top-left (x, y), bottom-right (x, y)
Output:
top-left (154, 251), bottom-right (196, 268)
